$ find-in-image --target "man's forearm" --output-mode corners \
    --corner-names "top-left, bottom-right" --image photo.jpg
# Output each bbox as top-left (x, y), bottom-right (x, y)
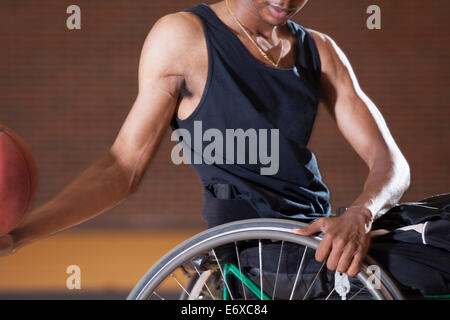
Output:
top-left (10, 151), bottom-right (134, 251)
top-left (348, 152), bottom-right (411, 222)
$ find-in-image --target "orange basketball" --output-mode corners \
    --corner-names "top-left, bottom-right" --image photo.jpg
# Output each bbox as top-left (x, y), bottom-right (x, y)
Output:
top-left (0, 126), bottom-right (37, 236)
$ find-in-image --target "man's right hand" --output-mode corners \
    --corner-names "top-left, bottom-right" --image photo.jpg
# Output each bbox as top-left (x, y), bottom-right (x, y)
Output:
top-left (0, 234), bottom-right (15, 258)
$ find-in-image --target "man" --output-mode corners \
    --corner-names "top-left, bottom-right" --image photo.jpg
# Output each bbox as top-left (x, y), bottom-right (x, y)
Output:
top-left (0, 0), bottom-right (410, 281)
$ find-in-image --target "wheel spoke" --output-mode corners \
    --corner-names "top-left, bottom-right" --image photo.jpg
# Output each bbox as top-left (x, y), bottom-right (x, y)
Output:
top-left (211, 249), bottom-right (234, 300)
top-left (325, 287), bottom-right (335, 300)
top-left (272, 240), bottom-right (284, 300)
top-left (349, 286), bottom-right (366, 300)
top-left (302, 262), bottom-right (326, 300)
top-left (289, 247), bottom-right (308, 300)
top-left (258, 240), bottom-right (264, 300)
top-left (129, 220), bottom-right (396, 301)
top-left (234, 242), bottom-right (247, 300)
top-left (171, 273), bottom-right (191, 299)
top-left (192, 263), bottom-right (216, 300)
top-left (151, 290), bottom-right (165, 300)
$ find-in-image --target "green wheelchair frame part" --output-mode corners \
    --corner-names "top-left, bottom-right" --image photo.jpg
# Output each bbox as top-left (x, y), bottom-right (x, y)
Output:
top-left (425, 294), bottom-right (450, 300)
top-left (221, 262), bottom-right (372, 300)
top-left (220, 263), bottom-right (450, 300)
top-left (222, 262), bottom-right (271, 300)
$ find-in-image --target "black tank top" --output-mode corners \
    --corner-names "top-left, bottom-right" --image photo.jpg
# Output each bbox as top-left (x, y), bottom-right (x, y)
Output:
top-left (172, 3), bottom-right (332, 227)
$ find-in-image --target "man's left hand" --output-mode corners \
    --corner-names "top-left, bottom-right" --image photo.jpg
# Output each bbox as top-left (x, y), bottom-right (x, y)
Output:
top-left (292, 207), bottom-right (372, 277)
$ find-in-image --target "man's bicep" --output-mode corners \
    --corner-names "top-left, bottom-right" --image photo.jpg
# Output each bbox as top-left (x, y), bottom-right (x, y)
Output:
top-left (110, 84), bottom-right (177, 180)
top-left (110, 14), bottom-right (190, 179)
top-left (313, 31), bottom-right (401, 167)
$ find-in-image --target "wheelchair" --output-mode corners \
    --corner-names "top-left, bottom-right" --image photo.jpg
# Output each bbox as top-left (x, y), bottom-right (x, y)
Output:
top-left (127, 218), bottom-right (405, 300)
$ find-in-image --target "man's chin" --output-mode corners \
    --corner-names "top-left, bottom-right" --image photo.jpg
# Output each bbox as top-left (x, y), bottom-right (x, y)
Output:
top-left (260, 3), bottom-right (296, 25)
top-left (260, 14), bottom-right (290, 27)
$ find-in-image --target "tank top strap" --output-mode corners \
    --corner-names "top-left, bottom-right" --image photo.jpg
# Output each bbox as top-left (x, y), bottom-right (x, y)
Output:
top-left (285, 20), bottom-right (322, 90)
top-left (184, 3), bottom-right (254, 66)
top-left (185, 3), bottom-right (322, 90)
top-left (183, 3), bottom-right (234, 46)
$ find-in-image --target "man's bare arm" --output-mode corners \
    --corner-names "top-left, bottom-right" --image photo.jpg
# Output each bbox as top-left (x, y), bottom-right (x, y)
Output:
top-left (313, 31), bottom-right (411, 219)
top-left (0, 13), bottom-right (196, 256)
top-left (295, 31), bottom-right (410, 276)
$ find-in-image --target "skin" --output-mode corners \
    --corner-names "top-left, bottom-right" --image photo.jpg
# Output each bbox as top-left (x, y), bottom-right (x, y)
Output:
top-left (0, 0), bottom-right (410, 277)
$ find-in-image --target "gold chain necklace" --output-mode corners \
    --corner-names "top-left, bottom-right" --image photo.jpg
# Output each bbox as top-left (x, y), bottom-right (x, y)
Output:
top-left (225, 0), bottom-right (283, 68)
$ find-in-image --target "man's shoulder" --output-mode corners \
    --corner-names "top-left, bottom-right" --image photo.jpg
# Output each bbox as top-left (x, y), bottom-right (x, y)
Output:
top-left (305, 28), bottom-right (331, 49)
top-left (286, 23), bottom-right (332, 56)
top-left (304, 28), bottom-right (343, 69)
top-left (150, 11), bottom-right (204, 45)
top-left (138, 11), bottom-right (206, 77)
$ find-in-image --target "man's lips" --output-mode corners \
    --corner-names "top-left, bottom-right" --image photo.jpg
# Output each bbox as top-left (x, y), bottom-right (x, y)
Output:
top-left (267, 4), bottom-right (293, 19)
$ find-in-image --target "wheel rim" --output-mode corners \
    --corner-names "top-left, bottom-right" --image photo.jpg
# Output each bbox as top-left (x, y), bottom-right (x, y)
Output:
top-left (129, 222), bottom-right (401, 300)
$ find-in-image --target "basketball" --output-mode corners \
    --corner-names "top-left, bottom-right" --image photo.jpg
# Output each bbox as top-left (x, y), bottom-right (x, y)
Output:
top-left (0, 125), bottom-right (37, 236)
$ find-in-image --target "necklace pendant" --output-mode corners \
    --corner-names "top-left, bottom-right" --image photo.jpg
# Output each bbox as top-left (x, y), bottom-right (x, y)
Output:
top-left (226, 0), bottom-right (283, 69)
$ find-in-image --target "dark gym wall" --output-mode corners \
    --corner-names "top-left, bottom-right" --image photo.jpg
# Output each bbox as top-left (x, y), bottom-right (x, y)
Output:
top-left (0, 0), bottom-right (448, 230)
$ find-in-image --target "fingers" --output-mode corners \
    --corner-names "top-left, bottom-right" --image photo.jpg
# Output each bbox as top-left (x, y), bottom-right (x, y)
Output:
top-left (336, 243), bottom-right (357, 274)
top-left (293, 218), bottom-right (332, 263)
top-left (346, 252), bottom-right (364, 277)
top-left (315, 233), bottom-right (333, 262)
top-left (346, 237), bottom-right (371, 277)
top-left (325, 237), bottom-right (346, 270)
top-left (292, 217), bottom-right (369, 277)
top-left (0, 234), bottom-right (15, 258)
top-left (292, 218), bottom-right (326, 236)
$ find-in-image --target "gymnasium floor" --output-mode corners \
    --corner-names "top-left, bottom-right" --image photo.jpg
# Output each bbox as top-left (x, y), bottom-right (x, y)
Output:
top-left (0, 229), bottom-right (202, 299)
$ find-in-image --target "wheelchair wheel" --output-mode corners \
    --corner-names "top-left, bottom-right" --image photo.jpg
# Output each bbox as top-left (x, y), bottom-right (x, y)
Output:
top-left (127, 219), bottom-right (404, 300)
